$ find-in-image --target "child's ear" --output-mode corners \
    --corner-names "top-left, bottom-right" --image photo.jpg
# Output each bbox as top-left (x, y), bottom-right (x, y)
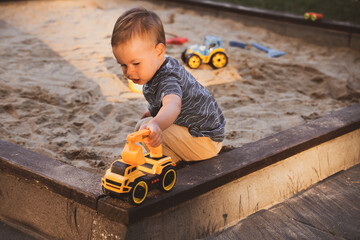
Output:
top-left (155, 43), bottom-right (165, 58)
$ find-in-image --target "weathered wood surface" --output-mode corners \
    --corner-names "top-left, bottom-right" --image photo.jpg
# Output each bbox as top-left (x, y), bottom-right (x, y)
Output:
top-left (0, 220), bottom-right (37, 240)
top-left (208, 164), bottom-right (360, 240)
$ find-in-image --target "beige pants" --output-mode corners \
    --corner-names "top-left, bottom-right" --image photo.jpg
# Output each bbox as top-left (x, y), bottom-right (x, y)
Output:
top-left (135, 117), bottom-right (222, 163)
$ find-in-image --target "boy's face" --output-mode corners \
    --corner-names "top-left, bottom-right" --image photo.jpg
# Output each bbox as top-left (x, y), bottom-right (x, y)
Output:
top-left (112, 36), bottom-right (165, 86)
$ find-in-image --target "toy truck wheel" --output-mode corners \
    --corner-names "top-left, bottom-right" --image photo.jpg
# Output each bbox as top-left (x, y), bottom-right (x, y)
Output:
top-left (311, 14), bottom-right (317, 21)
top-left (160, 166), bottom-right (176, 192)
top-left (187, 54), bottom-right (202, 69)
top-left (210, 52), bottom-right (228, 69)
top-left (130, 179), bottom-right (148, 205)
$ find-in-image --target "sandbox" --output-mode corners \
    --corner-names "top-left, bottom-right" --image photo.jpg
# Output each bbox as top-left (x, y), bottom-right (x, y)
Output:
top-left (0, 0), bottom-right (360, 239)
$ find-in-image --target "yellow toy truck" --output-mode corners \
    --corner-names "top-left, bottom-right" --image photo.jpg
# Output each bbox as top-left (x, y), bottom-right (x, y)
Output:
top-left (181, 35), bottom-right (228, 69)
top-left (101, 129), bottom-right (176, 205)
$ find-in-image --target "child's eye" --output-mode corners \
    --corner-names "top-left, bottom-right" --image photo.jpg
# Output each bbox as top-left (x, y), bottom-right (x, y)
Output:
top-left (133, 62), bottom-right (140, 66)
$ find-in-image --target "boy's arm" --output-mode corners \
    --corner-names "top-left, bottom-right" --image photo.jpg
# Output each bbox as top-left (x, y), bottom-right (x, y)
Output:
top-left (141, 94), bottom-right (181, 147)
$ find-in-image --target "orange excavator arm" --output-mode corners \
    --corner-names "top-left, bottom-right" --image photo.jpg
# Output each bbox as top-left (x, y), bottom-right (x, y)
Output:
top-left (122, 129), bottom-right (162, 165)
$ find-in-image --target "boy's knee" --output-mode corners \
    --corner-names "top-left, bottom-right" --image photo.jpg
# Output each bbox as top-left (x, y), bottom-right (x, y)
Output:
top-left (162, 146), bottom-right (182, 163)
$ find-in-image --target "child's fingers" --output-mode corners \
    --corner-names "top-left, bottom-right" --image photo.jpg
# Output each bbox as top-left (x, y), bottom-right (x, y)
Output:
top-left (139, 122), bottom-right (147, 130)
top-left (148, 129), bottom-right (162, 147)
top-left (148, 134), bottom-right (161, 147)
top-left (141, 120), bottom-right (162, 147)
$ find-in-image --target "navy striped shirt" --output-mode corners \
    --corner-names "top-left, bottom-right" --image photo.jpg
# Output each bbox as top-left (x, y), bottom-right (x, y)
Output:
top-left (143, 57), bottom-right (225, 142)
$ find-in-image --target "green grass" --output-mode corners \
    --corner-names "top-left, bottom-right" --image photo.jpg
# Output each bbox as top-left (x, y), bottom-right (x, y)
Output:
top-left (210, 0), bottom-right (360, 24)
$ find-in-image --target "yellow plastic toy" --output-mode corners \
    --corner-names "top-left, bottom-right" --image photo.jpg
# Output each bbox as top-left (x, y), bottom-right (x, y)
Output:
top-left (101, 129), bottom-right (176, 205)
top-left (181, 35), bottom-right (228, 69)
top-left (128, 79), bottom-right (143, 94)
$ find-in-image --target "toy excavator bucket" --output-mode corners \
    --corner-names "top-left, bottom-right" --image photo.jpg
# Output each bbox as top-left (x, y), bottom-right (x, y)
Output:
top-left (122, 143), bottom-right (145, 165)
top-left (122, 129), bottom-right (162, 165)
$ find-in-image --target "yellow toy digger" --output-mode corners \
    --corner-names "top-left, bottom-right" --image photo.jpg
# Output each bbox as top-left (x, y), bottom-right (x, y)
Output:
top-left (101, 129), bottom-right (177, 205)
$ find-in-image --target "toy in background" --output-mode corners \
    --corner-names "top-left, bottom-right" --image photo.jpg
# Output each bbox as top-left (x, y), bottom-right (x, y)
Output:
top-left (181, 35), bottom-right (229, 69)
top-left (102, 129), bottom-right (177, 205)
top-left (229, 40), bottom-right (247, 49)
top-left (229, 40), bottom-right (285, 58)
top-left (251, 42), bottom-right (285, 58)
top-left (166, 36), bottom-right (188, 45)
top-left (128, 79), bottom-right (143, 94)
top-left (166, 32), bottom-right (188, 45)
top-left (304, 12), bottom-right (323, 21)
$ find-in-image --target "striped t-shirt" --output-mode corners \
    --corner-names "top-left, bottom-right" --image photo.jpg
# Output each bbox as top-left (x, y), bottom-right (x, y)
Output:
top-left (143, 56), bottom-right (225, 142)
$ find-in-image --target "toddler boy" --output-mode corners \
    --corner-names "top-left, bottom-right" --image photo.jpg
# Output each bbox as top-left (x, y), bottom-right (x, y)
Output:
top-left (111, 8), bottom-right (225, 163)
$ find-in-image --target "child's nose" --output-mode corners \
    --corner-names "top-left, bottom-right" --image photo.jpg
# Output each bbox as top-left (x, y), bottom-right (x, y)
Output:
top-left (126, 66), bottom-right (135, 78)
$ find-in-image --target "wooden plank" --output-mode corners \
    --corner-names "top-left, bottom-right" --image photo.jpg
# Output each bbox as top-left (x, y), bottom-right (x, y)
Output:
top-left (210, 164), bottom-right (360, 239)
top-left (208, 210), bottom-right (341, 240)
top-left (0, 140), bottom-right (103, 210)
top-left (0, 220), bottom-right (37, 240)
top-left (272, 165), bottom-right (360, 239)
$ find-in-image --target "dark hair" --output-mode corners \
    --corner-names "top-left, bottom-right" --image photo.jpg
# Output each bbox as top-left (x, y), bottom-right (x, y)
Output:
top-left (111, 8), bottom-right (165, 47)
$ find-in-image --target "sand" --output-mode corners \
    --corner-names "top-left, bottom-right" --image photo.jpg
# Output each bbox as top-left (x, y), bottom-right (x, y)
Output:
top-left (0, 0), bottom-right (359, 175)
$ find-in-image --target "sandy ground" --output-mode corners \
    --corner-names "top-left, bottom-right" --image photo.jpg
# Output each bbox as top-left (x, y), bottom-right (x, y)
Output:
top-left (0, 0), bottom-right (359, 175)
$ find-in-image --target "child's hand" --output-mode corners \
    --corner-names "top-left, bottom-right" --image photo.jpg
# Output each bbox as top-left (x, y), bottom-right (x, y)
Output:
top-left (140, 120), bottom-right (162, 147)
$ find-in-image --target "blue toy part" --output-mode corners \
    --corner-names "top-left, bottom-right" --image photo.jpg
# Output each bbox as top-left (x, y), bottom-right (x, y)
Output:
top-left (187, 35), bottom-right (224, 56)
top-left (229, 41), bottom-right (247, 49)
top-left (251, 42), bottom-right (285, 58)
